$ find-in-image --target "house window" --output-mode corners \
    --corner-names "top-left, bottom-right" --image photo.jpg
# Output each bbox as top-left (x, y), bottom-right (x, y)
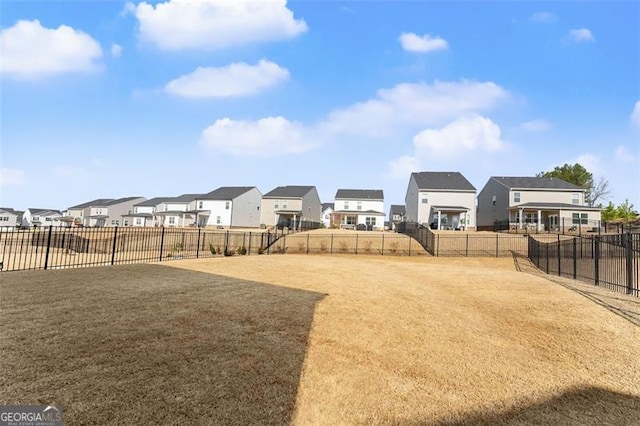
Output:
top-left (225, 201), bottom-right (230, 210)
top-left (0, 216), bottom-right (8, 221)
top-left (45, 217), bottom-right (52, 221)
top-left (492, 195), bottom-right (496, 206)
top-left (169, 217), bottom-right (175, 224)
top-left (165, 205), bottom-right (168, 211)
top-left (357, 201), bottom-right (362, 210)
top-left (365, 217), bottom-right (376, 225)
top-left (216, 216), bottom-right (221, 224)
top-left (572, 213), bottom-right (588, 225)
top-left (344, 201), bottom-right (350, 210)
top-left (524, 213), bottom-right (538, 223)
top-left (282, 200), bottom-right (288, 209)
top-left (124, 220), bottom-right (129, 226)
top-left (136, 218), bottom-right (142, 225)
top-left (346, 216), bottom-right (356, 225)
top-left (198, 201), bottom-right (203, 209)
top-left (33, 216), bottom-right (40, 222)
top-left (422, 194), bottom-right (428, 203)
top-left (572, 193), bottom-right (580, 205)
top-left (513, 192), bottom-right (521, 203)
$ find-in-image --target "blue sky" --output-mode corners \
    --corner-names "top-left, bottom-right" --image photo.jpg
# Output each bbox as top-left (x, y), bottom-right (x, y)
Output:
top-left (1, 1), bottom-right (639, 213)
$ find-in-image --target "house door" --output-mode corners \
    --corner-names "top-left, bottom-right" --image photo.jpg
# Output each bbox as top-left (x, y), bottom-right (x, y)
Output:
top-left (548, 215), bottom-right (559, 231)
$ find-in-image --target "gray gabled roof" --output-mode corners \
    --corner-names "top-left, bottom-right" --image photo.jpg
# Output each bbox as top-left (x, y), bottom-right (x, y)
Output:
top-left (491, 176), bottom-right (583, 190)
top-left (199, 186), bottom-right (256, 200)
top-left (335, 189), bottom-right (384, 200)
top-left (0, 207), bottom-right (18, 215)
top-left (135, 197), bottom-right (171, 207)
top-left (166, 194), bottom-right (203, 203)
top-left (103, 196), bottom-right (144, 206)
top-left (263, 186), bottom-right (315, 198)
top-left (321, 203), bottom-right (334, 211)
top-left (68, 198), bottom-right (114, 209)
top-left (28, 208), bottom-right (62, 215)
top-left (412, 172), bottom-right (476, 191)
top-left (390, 205), bottom-right (406, 215)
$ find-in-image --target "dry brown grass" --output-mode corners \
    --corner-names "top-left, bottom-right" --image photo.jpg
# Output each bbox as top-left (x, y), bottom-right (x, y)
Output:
top-left (2, 256), bottom-right (639, 425)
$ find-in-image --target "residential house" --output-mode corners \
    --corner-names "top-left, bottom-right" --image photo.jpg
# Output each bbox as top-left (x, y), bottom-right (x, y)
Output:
top-left (321, 203), bottom-right (334, 228)
top-left (333, 189), bottom-right (385, 230)
top-left (195, 186), bottom-right (262, 228)
top-left (123, 197), bottom-right (171, 227)
top-left (405, 172), bottom-right (477, 230)
top-left (388, 205), bottom-right (406, 231)
top-left (155, 194), bottom-right (203, 227)
top-left (22, 208), bottom-right (64, 227)
top-left (477, 176), bottom-right (601, 231)
top-left (0, 208), bottom-right (21, 230)
top-left (261, 186), bottom-right (322, 229)
top-left (66, 198), bottom-right (113, 226)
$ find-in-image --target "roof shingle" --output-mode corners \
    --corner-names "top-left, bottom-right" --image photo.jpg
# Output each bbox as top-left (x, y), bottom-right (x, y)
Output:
top-left (412, 172), bottom-right (476, 191)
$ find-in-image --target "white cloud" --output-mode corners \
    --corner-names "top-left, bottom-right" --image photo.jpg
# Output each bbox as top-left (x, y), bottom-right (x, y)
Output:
top-left (111, 43), bottom-right (122, 58)
top-left (165, 60), bottom-right (289, 98)
top-left (521, 119), bottom-right (552, 132)
top-left (321, 80), bottom-right (509, 137)
top-left (412, 115), bottom-right (505, 159)
top-left (130, 0), bottom-right (308, 50)
top-left (388, 155), bottom-right (420, 179)
top-left (615, 146), bottom-right (636, 163)
top-left (530, 12), bottom-right (557, 23)
top-left (571, 153), bottom-right (602, 174)
top-left (0, 19), bottom-right (102, 77)
top-left (0, 168), bottom-right (26, 187)
top-left (631, 101), bottom-right (640, 128)
top-left (200, 117), bottom-right (315, 157)
top-left (399, 32), bottom-right (448, 53)
top-left (566, 28), bottom-right (595, 43)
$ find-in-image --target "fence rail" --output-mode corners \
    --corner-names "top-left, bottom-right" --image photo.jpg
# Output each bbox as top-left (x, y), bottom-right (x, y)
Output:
top-left (528, 233), bottom-right (639, 297)
top-left (396, 222), bottom-right (530, 257)
top-left (0, 226), bottom-right (425, 273)
top-left (491, 218), bottom-right (639, 235)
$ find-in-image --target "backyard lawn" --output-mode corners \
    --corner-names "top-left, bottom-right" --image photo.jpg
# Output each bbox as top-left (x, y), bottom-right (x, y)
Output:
top-left (1, 255), bottom-right (639, 424)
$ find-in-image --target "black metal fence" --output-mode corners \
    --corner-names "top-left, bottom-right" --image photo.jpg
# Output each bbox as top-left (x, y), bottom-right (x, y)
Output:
top-left (528, 233), bottom-right (639, 297)
top-left (492, 218), bottom-right (638, 235)
top-left (397, 222), bottom-right (529, 257)
top-left (0, 226), bottom-right (423, 273)
top-left (0, 226), bottom-right (289, 272)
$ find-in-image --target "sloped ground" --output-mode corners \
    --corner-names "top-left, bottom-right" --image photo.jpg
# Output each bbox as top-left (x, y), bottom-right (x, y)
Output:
top-left (2, 256), bottom-right (639, 425)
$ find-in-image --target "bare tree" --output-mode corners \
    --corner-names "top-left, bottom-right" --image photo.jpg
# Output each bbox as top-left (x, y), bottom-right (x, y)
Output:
top-left (588, 176), bottom-right (612, 207)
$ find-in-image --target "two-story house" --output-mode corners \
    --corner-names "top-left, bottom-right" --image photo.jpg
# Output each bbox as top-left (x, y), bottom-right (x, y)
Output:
top-left (67, 197), bottom-right (145, 227)
top-left (0, 208), bottom-right (21, 230)
top-left (155, 194), bottom-right (202, 227)
top-left (261, 186), bottom-right (322, 229)
top-left (332, 189), bottom-right (385, 230)
top-left (196, 186), bottom-right (262, 228)
top-left (321, 203), bottom-right (334, 228)
top-left (405, 172), bottom-right (477, 230)
top-left (66, 199), bottom-right (113, 227)
top-left (477, 176), bottom-right (601, 231)
top-left (22, 208), bottom-right (64, 227)
top-left (124, 197), bottom-right (171, 227)
top-left (388, 205), bottom-right (406, 231)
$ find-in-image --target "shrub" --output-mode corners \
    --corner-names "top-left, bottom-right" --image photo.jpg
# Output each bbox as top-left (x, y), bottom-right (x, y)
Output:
top-left (209, 243), bottom-right (216, 255)
top-left (236, 246), bottom-right (247, 255)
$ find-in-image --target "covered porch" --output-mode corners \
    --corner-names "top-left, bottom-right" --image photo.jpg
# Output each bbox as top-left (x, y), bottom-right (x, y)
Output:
top-left (508, 202), bottom-right (601, 233)
top-left (430, 206), bottom-right (471, 231)
top-left (274, 209), bottom-right (304, 230)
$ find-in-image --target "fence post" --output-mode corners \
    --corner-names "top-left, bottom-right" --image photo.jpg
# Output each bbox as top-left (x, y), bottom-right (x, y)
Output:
top-left (196, 228), bottom-right (201, 258)
top-left (495, 234), bottom-right (499, 257)
top-left (626, 233), bottom-right (634, 295)
top-left (408, 235), bottom-right (411, 256)
top-left (307, 233), bottom-right (310, 254)
top-left (436, 234), bottom-right (439, 257)
top-left (159, 227), bottom-right (165, 261)
top-left (330, 234), bottom-right (333, 255)
top-left (465, 234), bottom-right (469, 257)
top-left (355, 233), bottom-right (359, 255)
top-left (248, 232), bottom-right (252, 255)
top-left (224, 230), bottom-right (229, 254)
top-left (573, 237), bottom-right (577, 279)
top-left (546, 243), bottom-right (549, 273)
top-left (594, 236), bottom-right (599, 286)
top-left (381, 233), bottom-right (384, 255)
top-left (557, 234), bottom-right (561, 276)
top-left (110, 226), bottom-right (118, 265)
top-left (43, 226), bottom-right (53, 270)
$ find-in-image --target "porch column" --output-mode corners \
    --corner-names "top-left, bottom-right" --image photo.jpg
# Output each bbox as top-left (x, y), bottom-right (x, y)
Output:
top-left (537, 209), bottom-right (542, 231)
top-left (293, 214), bottom-right (297, 231)
top-left (437, 210), bottom-right (442, 230)
top-left (519, 208), bottom-right (524, 229)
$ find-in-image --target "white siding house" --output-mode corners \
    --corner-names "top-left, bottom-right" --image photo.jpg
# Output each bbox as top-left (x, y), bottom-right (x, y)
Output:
top-left (196, 187), bottom-right (262, 228)
top-left (22, 208), bottom-right (63, 227)
top-left (124, 197), bottom-right (171, 227)
top-left (0, 208), bottom-right (20, 230)
top-left (405, 172), bottom-right (477, 230)
top-left (155, 194), bottom-right (202, 227)
top-left (333, 189), bottom-right (385, 230)
top-left (321, 203), bottom-right (334, 228)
